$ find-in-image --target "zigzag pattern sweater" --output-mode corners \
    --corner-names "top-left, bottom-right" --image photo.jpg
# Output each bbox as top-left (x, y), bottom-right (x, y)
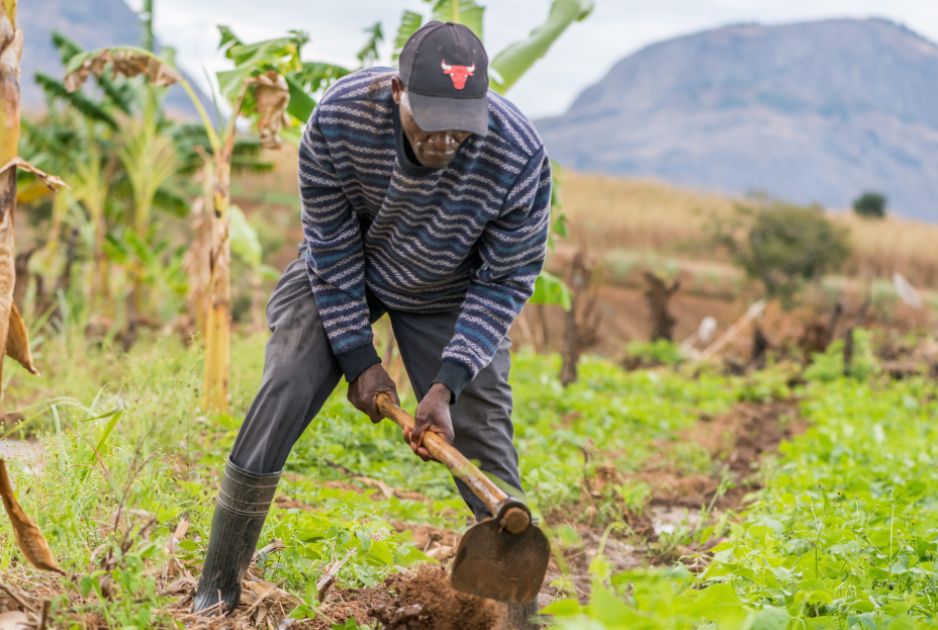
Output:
top-left (299, 67), bottom-right (551, 399)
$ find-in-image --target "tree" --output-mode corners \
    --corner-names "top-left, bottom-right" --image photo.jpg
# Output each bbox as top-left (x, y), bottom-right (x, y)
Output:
top-left (853, 191), bottom-right (887, 219)
top-left (715, 202), bottom-right (851, 305)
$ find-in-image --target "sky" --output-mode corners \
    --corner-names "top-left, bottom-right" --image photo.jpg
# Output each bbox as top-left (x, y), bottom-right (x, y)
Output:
top-left (128, 0), bottom-right (938, 120)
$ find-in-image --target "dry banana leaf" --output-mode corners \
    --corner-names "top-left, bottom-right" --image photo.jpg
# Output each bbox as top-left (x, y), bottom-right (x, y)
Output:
top-left (5, 303), bottom-right (37, 375)
top-left (0, 459), bottom-right (64, 574)
top-left (0, 181), bottom-right (13, 390)
top-left (0, 157), bottom-right (67, 191)
top-left (64, 46), bottom-right (179, 92)
top-left (0, 610), bottom-right (30, 630)
top-left (249, 71), bottom-right (289, 149)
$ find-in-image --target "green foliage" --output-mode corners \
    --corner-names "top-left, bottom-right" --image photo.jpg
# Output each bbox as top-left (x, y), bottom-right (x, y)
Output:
top-left (853, 191), bottom-right (888, 219)
top-left (228, 204), bottom-right (263, 268)
top-left (715, 202), bottom-right (852, 305)
top-left (530, 270), bottom-right (572, 310)
top-left (392, 11), bottom-right (424, 60)
top-left (624, 339), bottom-right (683, 367)
top-left (34, 72), bottom-right (118, 130)
top-left (356, 22), bottom-right (385, 66)
top-left (489, 0), bottom-right (593, 93)
top-left (389, 0), bottom-right (591, 94)
top-left (13, 326), bottom-right (933, 628)
top-left (548, 374), bottom-right (938, 628)
top-left (804, 328), bottom-right (880, 382)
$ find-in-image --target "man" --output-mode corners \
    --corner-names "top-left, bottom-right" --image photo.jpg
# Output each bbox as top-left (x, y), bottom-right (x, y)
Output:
top-left (193, 20), bottom-right (551, 620)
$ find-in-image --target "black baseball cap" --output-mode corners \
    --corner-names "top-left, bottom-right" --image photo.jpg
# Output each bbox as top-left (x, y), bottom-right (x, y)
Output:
top-left (398, 21), bottom-right (489, 136)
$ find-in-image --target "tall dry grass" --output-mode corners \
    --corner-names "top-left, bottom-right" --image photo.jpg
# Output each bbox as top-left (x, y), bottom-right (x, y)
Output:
top-left (239, 149), bottom-right (938, 287)
top-left (559, 171), bottom-right (938, 287)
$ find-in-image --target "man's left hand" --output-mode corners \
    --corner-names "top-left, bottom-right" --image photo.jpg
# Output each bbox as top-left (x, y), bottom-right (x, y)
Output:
top-left (406, 383), bottom-right (455, 461)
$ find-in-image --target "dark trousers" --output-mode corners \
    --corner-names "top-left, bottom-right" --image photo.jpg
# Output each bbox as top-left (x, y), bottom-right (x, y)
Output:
top-left (229, 257), bottom-right (522, 519)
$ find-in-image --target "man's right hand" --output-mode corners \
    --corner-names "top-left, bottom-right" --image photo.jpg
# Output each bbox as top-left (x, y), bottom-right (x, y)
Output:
top-left (347, 363), bottom-right (399, 423)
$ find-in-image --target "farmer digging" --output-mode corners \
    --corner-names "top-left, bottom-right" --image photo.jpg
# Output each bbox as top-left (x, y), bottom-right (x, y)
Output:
top-left (194, 21), bottom-right (551, 619)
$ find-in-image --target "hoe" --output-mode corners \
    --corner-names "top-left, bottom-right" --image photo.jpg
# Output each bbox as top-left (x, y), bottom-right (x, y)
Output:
top-left (376, 393), bottom-right (550, 603)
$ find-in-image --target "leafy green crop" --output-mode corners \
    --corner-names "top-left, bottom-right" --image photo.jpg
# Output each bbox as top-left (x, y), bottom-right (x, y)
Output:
top-left (547, 374), bottom-right (938, 628)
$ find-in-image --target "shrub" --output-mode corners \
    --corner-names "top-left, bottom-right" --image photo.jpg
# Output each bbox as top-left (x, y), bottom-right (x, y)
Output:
top-left (714, 202), bottom-right (851, 305)
top-left (852, 191), bottom-right (887, 219)
top-left (624, 339), bottom-right (683, 368)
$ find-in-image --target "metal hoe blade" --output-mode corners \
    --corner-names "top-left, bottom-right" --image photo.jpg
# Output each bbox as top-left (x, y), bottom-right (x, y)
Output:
top-left (450, 519), bottom-right (551, 603)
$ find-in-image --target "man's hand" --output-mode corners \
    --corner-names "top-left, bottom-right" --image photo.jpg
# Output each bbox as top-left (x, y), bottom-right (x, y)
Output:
top-left (405, 383), bottom-right (455, 461)
top-left (347, 364), bottom-right (399, 423)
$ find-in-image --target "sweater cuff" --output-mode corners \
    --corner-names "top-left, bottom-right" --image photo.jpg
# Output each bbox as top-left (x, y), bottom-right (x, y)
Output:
top-left (432, 360), bottom-right (473, 403)
top-left (336, 344), bottom-right (381, 383)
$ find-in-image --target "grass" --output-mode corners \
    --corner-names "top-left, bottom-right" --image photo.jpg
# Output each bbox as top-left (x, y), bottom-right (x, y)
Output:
top-left (557, 171), bottom-right (938, 289)
top-left (0, 322), bottom-right (798, 627)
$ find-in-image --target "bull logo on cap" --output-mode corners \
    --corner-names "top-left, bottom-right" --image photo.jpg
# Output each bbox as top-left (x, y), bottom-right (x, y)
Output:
top-left (440, 59), bottom-right (475, 90)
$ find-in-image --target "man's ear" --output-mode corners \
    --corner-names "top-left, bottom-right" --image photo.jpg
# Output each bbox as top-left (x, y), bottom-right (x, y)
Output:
top-left (391, 76), bottom-right (403, 105)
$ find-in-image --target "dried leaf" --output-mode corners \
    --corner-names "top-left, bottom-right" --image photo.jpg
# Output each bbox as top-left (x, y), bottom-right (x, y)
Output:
top-left (5, 303), bottom-right (38, 375)
top-left (0, 459), bottom-right (64, 574)
top-left (249, 71), bottom-right (289, 149)
top-left (0, 610), bottom-right (30, 630)
top-left (0, 187), bottom-right (13, 392)
top-left (64, 46), bottom-right (179, 93)
top-left (0, 157), bottom-right (67, 191)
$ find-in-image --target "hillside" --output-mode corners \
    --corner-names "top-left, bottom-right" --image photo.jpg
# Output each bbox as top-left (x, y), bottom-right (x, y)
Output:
top-left (18, 0), bottom-right (207, 118)
top-left (537, 18), bottom-right (938, 221)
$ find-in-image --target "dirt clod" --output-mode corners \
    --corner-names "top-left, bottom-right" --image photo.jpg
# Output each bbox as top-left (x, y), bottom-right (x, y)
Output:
top-left (369, 566), bottom-right (503, 630)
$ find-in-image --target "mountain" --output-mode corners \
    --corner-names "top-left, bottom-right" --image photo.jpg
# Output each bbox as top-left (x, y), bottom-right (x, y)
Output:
top-left (18, 0), bottom-right (207, 118)
top-left (536, 18), bottom-right (938, 221)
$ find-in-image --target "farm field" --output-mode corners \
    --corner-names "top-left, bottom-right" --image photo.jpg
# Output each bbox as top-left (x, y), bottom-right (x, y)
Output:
top-left (1, 327), bottom-right (936, 628)
top-left (4, 2), bottom-right (938, 628)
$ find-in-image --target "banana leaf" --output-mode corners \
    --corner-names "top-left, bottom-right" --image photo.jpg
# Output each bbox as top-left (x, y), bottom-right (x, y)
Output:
top-left (490, 0), bottom-right (593, 93)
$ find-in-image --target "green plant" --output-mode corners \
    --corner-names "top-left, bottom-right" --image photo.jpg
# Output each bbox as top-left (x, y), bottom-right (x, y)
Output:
top-left (804, 328), bottom-right (879, 382)
top-left (714, 202), bottom-right (852, 305)
top-left (853, 191), bottom-right (888, 219)
top-left (625, 339), bottom-right (683, 367)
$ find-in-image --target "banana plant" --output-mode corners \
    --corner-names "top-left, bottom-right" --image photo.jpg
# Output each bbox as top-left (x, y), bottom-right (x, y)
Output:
top-left (26, 32), bottom-right (185, 324)
top-left (64, 25), bottom-right (354, 412)
top-left (391, 0), bottom-right (593, 93)
top-left (1, 0), bottom-right (64, 575)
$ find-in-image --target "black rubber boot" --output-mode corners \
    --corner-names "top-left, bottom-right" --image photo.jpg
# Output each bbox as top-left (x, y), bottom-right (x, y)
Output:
top-left (507, 600), bottom-right (540, 629)
top-left (192, 459), bottom-right (280, 615)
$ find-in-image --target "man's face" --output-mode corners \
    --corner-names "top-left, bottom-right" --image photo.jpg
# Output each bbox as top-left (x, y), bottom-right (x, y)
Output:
top-left (392, 77), bottom-right (471, 170)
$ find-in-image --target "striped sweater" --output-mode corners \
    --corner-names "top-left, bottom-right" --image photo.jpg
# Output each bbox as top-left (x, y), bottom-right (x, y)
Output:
top-left (299, 67), bottom-right (551, 399)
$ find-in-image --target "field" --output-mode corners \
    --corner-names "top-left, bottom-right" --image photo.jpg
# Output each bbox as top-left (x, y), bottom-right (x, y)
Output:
top-left (4, 12), bottom-right (938, 627)
top-left (1, 309), bottom-right (937, 628)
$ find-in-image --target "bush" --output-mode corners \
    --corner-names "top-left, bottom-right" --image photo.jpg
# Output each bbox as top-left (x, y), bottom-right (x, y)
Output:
top-left (714, 202), bottom-right (851, 305)
top-left (804, 328), bottom-right (879, 382)
top-left (624, 339), bottom-right (683, 368)
top-left (852, 191), bottom-right (887, 219)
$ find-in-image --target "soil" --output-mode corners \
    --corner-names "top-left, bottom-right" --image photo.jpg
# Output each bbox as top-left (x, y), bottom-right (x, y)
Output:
top-left (638, 398), bottom-right (806, 512)
top-left (0, 400), bottom-right (805, 628)
top-left (308, 566), bottom-right (504, 630)
top-left (541, 397), bottom-right (806, 600)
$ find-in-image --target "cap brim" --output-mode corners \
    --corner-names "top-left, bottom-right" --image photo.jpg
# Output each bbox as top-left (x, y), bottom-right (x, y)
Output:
top-left (408, 92), bottom-right (489, 137)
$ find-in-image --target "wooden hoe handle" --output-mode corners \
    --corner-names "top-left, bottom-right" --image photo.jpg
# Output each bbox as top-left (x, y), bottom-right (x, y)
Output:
top-left (375, 392), bottom-right (530, 534)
